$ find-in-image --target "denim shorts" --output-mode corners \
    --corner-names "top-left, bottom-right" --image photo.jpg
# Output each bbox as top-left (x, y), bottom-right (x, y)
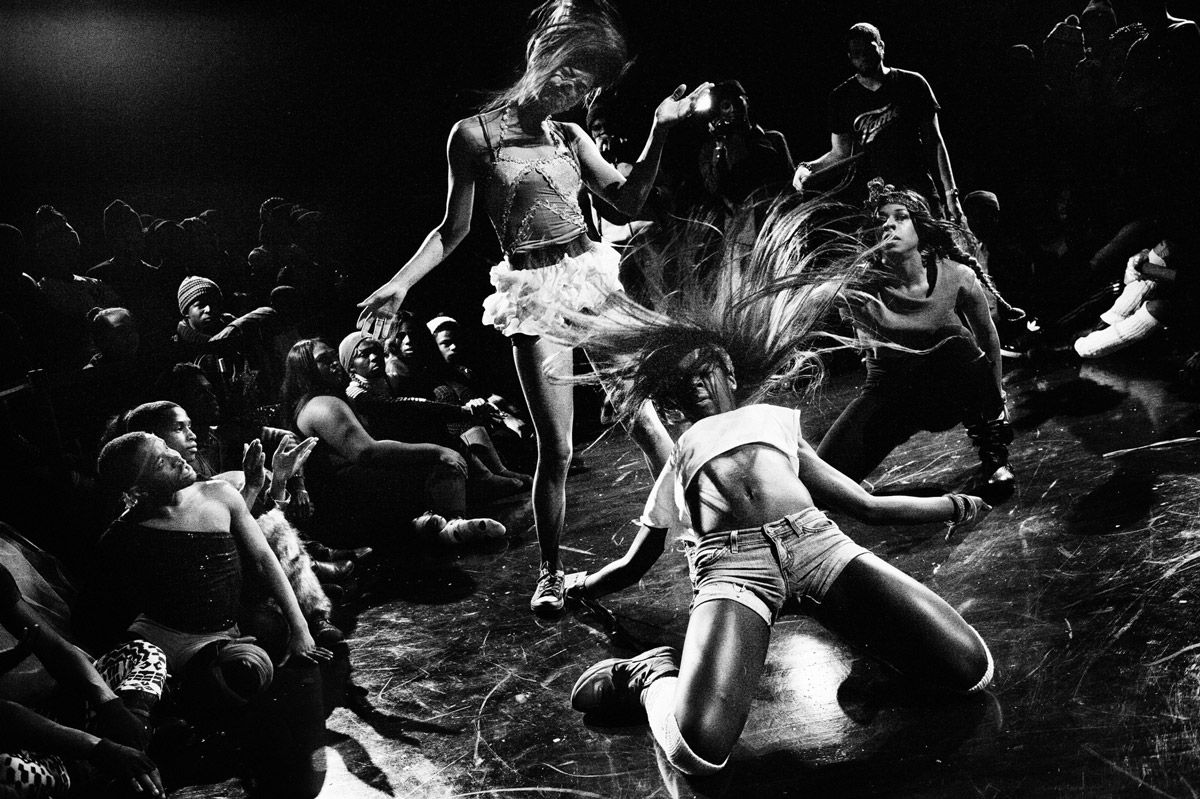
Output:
top-left (683, 507), bottom-right (869, 626)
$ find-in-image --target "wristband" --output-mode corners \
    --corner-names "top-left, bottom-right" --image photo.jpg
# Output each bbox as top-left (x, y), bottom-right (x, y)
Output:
top-left (564, 571), bottom-right (589, 600)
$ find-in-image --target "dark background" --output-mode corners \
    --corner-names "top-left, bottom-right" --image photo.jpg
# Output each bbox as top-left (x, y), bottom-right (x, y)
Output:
top-left (2, 0), bottom-right (1191, 320)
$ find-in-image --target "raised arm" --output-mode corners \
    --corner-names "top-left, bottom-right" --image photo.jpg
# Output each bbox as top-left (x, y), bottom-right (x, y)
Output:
top-left (797, 436), bottom-right (989, 527)
top-left (577, 83), bottom-right (713, 218)
top-left (357, 120), bottom-right (480, 323)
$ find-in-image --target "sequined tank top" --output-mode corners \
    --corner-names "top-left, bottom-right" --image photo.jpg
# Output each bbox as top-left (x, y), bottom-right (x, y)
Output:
top-left (478, 112), bottom-right (588, 256)
top-left (98, 519), bottom-right (243, 634)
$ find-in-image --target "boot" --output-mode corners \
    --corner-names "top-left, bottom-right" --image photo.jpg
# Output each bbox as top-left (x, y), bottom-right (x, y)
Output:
top-left (965, 416), bottom-right (1014, 487)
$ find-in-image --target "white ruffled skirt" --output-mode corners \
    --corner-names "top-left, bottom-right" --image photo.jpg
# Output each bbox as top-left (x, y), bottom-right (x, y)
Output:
top-left (481, 240), bottom-right (622, 338)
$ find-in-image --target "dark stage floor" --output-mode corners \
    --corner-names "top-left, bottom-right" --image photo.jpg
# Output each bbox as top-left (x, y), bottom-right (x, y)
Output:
top-left (180, 353), bottom-right (1200, 799)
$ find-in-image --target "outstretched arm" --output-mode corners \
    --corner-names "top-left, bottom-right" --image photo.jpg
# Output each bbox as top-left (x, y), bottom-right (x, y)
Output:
top-left (568, 525), bottom-right (668, 601)
top-left (358, 121), bottom-right (479, 324)
top-left (797, 437), bottom-right (989, 527)
top-left (578, 83), bottom-right (713, 217)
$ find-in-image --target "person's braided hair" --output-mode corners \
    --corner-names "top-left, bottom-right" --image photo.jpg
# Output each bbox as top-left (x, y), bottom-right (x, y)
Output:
top-left (863, 178), bottom-right (1019, 316)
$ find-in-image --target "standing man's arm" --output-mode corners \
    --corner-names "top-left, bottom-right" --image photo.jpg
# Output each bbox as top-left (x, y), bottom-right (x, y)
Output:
top-left (793, 132), bottom-right (854, 190)
top-left (923, 112), bottom-right (965, 225)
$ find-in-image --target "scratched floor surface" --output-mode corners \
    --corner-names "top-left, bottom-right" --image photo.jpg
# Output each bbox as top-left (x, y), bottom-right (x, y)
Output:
top-left (178, 353), bottom-right (1200, 799)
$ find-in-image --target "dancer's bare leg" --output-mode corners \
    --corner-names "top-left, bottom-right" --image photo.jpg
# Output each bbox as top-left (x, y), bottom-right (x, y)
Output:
top-left (512, 334), bottom-right (575, 572)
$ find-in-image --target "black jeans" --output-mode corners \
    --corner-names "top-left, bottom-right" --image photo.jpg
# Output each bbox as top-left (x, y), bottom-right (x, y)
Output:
top-left (817, 338), bottom-right (1009, 484)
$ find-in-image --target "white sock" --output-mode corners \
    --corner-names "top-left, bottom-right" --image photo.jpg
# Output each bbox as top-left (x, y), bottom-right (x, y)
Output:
top-left (1100, 279), bottom-right (1156, 326)
top-left (643, 678), bottom-right (726, 776)
top-left (1075, 304), bottom-right (1162, 358)
top-left (966, 627), bottom-right (995, 694)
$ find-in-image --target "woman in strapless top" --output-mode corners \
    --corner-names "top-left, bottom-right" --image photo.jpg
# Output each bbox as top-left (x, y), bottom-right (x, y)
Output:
top-left (358, 0), bottom-right (711, 616)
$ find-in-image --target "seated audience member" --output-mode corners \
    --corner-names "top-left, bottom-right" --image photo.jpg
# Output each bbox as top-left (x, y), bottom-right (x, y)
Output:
top-left (84, 307), bottom-right (140, 369)
top-left (206, 285), bottom-right (312, 412)
top-left (281, 338), bottom-right (506, 548)
top-left (428, 315), bottom-right (535, 471)
top-left (0, 222), bottom-right (53, 374)
top-left (341, 330), bottom-right (528, 500)
top-left (1, 551), bottom-right (166, 798)
top-left (111, 401), bottom-right (345, 647)
top-left (87, 200), bottom-right (176, 366)
top-left (1074, 240), bottom-right (1174, 358)
top-left (89, 431), bottom-right (331, 797)
top-left (172, 275), bottom-right (236, 367)
top-left (30, 205), bottom-right (121, 369)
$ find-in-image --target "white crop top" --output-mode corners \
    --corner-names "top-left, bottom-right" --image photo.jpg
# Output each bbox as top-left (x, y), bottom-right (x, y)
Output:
top-left (639, 404), bottom-right (803, 540)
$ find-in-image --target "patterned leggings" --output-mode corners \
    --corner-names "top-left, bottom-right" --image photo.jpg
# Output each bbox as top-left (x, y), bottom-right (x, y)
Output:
top-left (0, 639), bottom-right (167, 798)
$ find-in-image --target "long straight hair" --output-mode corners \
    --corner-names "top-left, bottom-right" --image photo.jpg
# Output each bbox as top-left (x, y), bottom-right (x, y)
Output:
top-left (483, 0), bottom-right (630, 112)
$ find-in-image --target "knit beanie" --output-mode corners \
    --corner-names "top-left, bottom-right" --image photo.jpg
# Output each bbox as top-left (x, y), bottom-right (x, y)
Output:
top-left (103, 200), bottom-right (142, 241)
top-left (177, 275), bottom-right (222, 316)
top-left (338, 330), bottom-right (377, 373)
top-left (32, 205), bottom-right (80, 253)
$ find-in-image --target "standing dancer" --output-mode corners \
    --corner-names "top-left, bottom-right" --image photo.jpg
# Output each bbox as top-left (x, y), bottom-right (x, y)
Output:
top-left (817, 179), bottom-right (1015, 489)
top-left (542, 202), bottom-right (994, 775)
top-left (357, 0), bottom-right (710, 615)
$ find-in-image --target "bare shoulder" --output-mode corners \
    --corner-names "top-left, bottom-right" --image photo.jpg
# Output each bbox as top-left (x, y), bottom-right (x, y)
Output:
top-left (194, 477), bottom-right (241, 505)
top-left (453, 112), bottom-right (499, 148)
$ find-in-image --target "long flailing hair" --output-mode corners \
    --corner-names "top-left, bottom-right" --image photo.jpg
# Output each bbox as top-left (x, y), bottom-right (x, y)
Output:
top-left (542, 193), bottom-right (893, 424)
top-left (485, 0), bottom-right (630, 111)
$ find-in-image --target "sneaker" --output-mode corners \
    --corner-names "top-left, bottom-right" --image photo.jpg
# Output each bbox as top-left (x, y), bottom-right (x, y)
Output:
top-left (439, 518), bottom-right (506, 545)
top-left (530, 563), bottom-right (566, 616)
top-left (570, 645), bottom-right (680, 719)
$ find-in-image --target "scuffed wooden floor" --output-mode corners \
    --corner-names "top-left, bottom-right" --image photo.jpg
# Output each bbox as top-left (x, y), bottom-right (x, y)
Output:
top-left (179, 354), bottom-right (1200, 798)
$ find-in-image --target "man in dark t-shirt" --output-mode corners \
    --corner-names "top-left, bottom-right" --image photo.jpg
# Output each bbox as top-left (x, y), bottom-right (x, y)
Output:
top-left (793, 23), bottom-right (966, 223)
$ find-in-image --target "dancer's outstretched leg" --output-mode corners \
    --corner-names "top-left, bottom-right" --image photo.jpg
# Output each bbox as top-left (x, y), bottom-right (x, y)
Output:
top-left (812, 553), bottom-right (993, 693)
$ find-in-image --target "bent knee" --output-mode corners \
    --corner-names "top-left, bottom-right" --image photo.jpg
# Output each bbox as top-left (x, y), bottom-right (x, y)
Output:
top-left (950, 630), bottom-right (994, 693)
top-left (675, 712), bottom-right (736, 769)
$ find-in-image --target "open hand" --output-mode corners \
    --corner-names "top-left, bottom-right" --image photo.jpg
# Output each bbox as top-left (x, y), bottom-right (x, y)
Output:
top-left (242, 439), bottom-right (266, 500)
top-left (654, 82), bottom-right (715, 130)
top-left (271, 434), bottom-right (319, 483)
top-left (281, 628), bottom-right (333, 666)
top-left (357, 282), bottom-right (408, 339)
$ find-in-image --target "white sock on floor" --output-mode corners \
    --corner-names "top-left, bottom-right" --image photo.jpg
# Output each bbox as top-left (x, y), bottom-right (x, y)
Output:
top-left (1099, 279), bottom-right (1156, 326)
top-left (1075, 304), bottom-right (1162, 358)
top-left (643, 677), bottom-right (726, 776)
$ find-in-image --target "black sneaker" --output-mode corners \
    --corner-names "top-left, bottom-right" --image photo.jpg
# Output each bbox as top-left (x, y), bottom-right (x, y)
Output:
top-left (570, 645), bottom-right (680, 720)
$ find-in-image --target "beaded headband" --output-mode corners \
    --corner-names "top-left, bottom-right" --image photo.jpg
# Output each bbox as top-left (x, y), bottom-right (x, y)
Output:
top-left (865, 177), bottom-right (930, 215)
